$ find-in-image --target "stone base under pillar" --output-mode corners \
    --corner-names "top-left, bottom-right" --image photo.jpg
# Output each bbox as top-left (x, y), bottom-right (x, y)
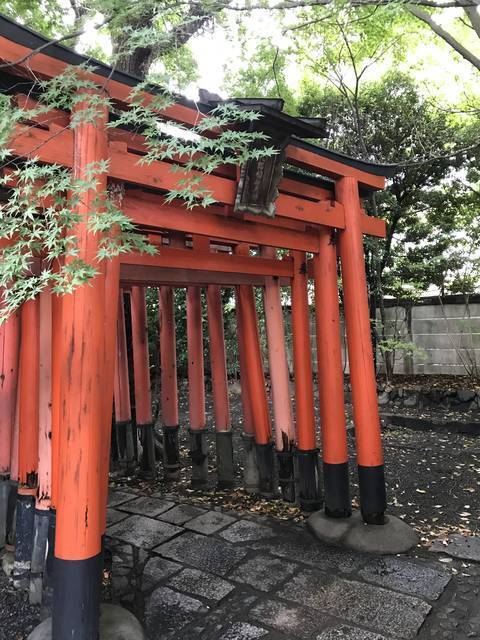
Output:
top-left (27, 603), bottom-right (145, 640)
top-left (307, 509), bottom-right (419, 555)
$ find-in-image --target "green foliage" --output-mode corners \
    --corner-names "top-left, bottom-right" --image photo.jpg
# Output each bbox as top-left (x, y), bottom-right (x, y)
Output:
top-left (298, 71), bottom-right (479, 297)
top-left (0, 61), bottom-right (275, 321)
top-left (223, 39), bottom-right (298, 115)
top-left (0, 0), bottom-right (67, 37)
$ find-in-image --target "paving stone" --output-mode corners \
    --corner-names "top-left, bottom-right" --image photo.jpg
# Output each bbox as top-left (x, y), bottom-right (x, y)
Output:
top-left (167, 567), bottom-right (235, 602)
top-left (277, 568), bottom-right (430, 639)
top-left (141, 556), bottom-right (182, 591)
top-left (145, 586), bottom-right (207, 638)
top-left (249, 598), bottom-right (331, 638)
top-left (158, 504), bottom-right (207, 525)
top-left (430, 535), bottom-right (480, 562)
top-left (251, 530), bottom-right (364, 574)
top-left (219, 520), bottom-right (277, 544)
top-left (230, 554), bottom-right (298, 592)
top-left (108, 489), bottom-right (137, 508)
top-left (106, 508), bottom-right (129, 526)
top-left (117, 495), bottom-right (175, 517)
top-left (185, 510), bottom-right (236, 534)
top-left (359, 556), bottom-right (451, 600)
top-left (155, 532), bottom-right (247, 576)
top-left (316, 625), bottom-right (390, 639)
top-left (107, 515), bottom-right (182, 549)
top-left (218, 622), bottom-right (269, 640)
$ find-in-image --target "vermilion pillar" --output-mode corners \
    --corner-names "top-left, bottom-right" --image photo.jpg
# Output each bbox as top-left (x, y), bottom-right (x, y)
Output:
top-left (159, 286), bottom-right (180, 479)
top-left (0, 309), bottom-right (19, 476)
top-left (291, 251), bottom-right (322, 512)
top-left (206, 285), bottom-right (234, 489)
top-left (114, 292), bottom-right (134, 470)
top-left (52, 91), bottom-right (110, 639)
top-left (30, 289), bottom-right (53, 604)
top-left (237, 284), bottom-right (274, 496)
top-left (261, 246), bottom-right (295, 502)
top-left (99, 185), bottom-right (123, 534)
top-left (0, 307), bottom-right (19, 548)
top-left (313, 230), bottom-right (351, 518)
top-left (131, 286), bottom-right (155, 479)
top-left (186, 286), bottom-right (208, 486)
top-left (235, 286), bottom-right (260, 493)
top-left (43, 289), bottom-right (62, 609)
top-left (50, 291), bottom-right (62, 512)
top-left (14, 296), bottom-right (40, 589)
top-left (337, 176), bottom-right (387, 524)
top-left (37, 291), bottom-right (52, 509)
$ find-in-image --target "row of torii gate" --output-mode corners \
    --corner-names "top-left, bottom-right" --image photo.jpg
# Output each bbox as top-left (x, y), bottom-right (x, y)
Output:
top-left (0, 14), bottom-right (396, 640)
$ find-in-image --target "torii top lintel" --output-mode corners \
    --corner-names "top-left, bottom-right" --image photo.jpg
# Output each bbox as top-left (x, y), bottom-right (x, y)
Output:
top-left (0, 13), bottom-right (395, 247)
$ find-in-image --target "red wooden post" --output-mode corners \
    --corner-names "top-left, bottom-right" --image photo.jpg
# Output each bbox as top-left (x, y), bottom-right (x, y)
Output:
top-left (29, 289), bottom-right (53, 604)
top-left (94, 207), bottom-right (117, 498)
top-left (131, 285), bottom-right (155, 478)
top-left (186, 285), bottom-right (208, 486)
top-left (14, 296), bottom-right (40, 589)
top-left (114, 291), bottom-right (135, 470)
top-left (261, 246), bottom-right (295, 502)
top-left (237, 283), bottom-right (274, 496)
top-left (313, 229), bottom-right (351, 518)
top-left (42, 289), bottom-right (62, 609)
top-left (159, 285), bottom-right (180, 479)
top-left (0, 307), bottom-right (19, 548)
top-left (99, 186), bottom-right (123, 535)
top-left (337, 176), bottom-right (387, 524)
top-left (52, 90), bottom-right (111, 639)
top-left (206, 284), bottom-right (234, 488)
top-left (50, 291), bottom-right (62, 513)
top-left (291, 250), bottom-right (322, 511)
top-left (234, 286), bottom-right (260, 493)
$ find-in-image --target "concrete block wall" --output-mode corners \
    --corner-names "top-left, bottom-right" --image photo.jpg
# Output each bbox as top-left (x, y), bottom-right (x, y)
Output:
top-left (299, 295), bottom-right (480, 377)
top-left (379, 298), bottom-right (480, 376)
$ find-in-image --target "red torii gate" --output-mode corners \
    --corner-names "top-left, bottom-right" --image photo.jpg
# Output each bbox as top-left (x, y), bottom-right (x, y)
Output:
top-left (0, 14), bottom-right (397, 640)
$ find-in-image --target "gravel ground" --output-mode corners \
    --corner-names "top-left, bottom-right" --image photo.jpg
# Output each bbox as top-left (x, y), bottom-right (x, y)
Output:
top-left (0, 572), bottom-right (40, 640)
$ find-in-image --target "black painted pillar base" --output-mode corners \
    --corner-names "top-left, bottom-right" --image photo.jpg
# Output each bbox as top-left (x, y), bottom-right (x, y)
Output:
top-left (29, 508), bottom-right (50, 604)
top-left (215, 431), bottom-right (235, 489)
top-left (255, 442), bottom-right (275, 498)
top-left (277, 451), bottom-right (295, 503)
top-left (241, 433), bottom-right (260, 493)
top-left (323, 461), bottom-right (352, 519)
top-left (139, 422), bottom-right (156, 480)
top-left (358, 464), bottom-right (387, 524)
top-left (6, 480), bottom-right (17, 547)
top-left (52, 552), bottom-right (102, 640)
top-left (190, 428), bottom-right (208, 488)
top-left (297, 449), bottom-right (323, 512)
top-left (115, 420), bottom-right (136, 472)
top-left (163, 425), bottom-right (181, 480)
top-left (41, 509), bottom-right (56, 614)
top-left (13, 492), bottom-right (35, 589)
top-left (0, 476), bottom-right (10, 548)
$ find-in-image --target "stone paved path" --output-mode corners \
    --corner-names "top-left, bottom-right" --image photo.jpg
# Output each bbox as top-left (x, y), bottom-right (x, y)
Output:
top-left (105, 489), bottom-right (480, 640)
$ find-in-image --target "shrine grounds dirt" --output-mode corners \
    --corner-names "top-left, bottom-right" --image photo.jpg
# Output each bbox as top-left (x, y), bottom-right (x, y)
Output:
top-left (1, 381), bottom-right (480, 639)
